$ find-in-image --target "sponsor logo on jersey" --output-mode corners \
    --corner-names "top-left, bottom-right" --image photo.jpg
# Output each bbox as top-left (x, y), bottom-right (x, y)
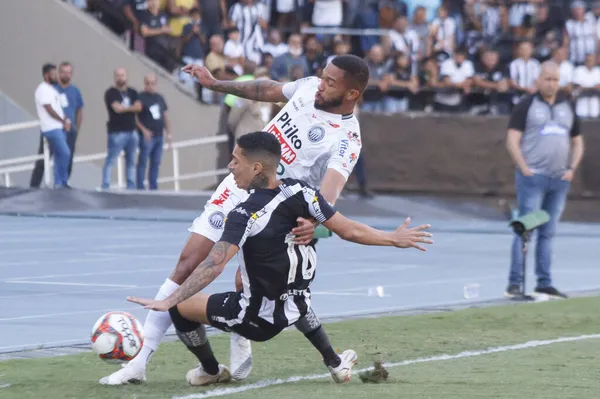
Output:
top-left (276, 112), bottom-right (302, 149)
top-left (209, 211), bottom-right (225, 230)
top-left (347, 131), bottom-right (361, 145)
top-left (308, 126), bottom-right (325, 143)
top-left (211, 188), bottom-right (231, 207)
top-left (267, 124), bottom-right (297, 165)
top-left (350, 153), bottom-right (357, 164)
top-left (292, 101), bottom-right (300, 111)
top-left (327, 120), bottom-right (340, 128)
top-left (338, 139), bottom-right (349, 157)
top-left (233, 207), bottom-right (248, 216)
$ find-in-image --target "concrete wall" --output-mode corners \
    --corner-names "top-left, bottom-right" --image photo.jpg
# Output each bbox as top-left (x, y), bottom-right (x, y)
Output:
top-left (0, 0), bottom-right (222, 190)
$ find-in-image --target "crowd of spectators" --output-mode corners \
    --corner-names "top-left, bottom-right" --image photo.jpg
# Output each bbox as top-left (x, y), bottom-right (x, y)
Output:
top-left (67, 0), bottom-right (600, 119)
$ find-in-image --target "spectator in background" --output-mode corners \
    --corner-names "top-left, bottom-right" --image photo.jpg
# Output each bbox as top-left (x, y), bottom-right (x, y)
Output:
top-left (549, 46), bottom-right (574, 96)
top-left (470, 49), bottom-right (510, 115)
top-left (410, 6), bottom-right (430, 60)
top-left (532, 2), bottom-right (562, 62)
top-left (32, 64), bottom-right (71, 189)
top-left (434, 46), bottom-right (474, 113)
top-left (224, 27), bottom-right (246, 76)
top-left (136, 73), bottom-right (171, 190)
top-left (304, 36), bottom-right (325, 76)
top-left (123, 0), bottom-right (150, 52)
top-left (31, 62), bottom-right (84, 187)
top-left (362, 45), bottom-right (390, 113)
top-left (55, 62), bottom-right (84, 179)
top-left (226, 67), bottom-right (272, 141)
top-left (510, 40), bottom-right (540, 105)
top-left (427, 6), bottom-right (456, 62)
top-left (199, 0), bottom-right (228, 39)
top-left (388, 16), bottom-right (420, 73)
top-left (102, 68), bottom-right (142, 190)
top-left (273, 0), bottom-right (297, 30)
top-left (270, 34), bottom-right (309, 81)
top-left (564, 1), bottom-right (596, 67)
top-left (203, 34), bottom-right (238, 103)
top-left (508, 0), bottom-right (537, 38)
top-left (179, 7), bottom-right (207, 91)
top-left (166, 0), bottom-right (198, 56)
top-left (261, 28), bottom-right (288, 58)
top-left (384, 52), bottom-right (418, 113)
top-left (228, 0), bottom-right (267, 65)
top-left (572, 53), bottom-right (600, 119)
top-left (326, 40), bottom-right (351, 65)
top-left (140, 0), bottom-right (173, 71)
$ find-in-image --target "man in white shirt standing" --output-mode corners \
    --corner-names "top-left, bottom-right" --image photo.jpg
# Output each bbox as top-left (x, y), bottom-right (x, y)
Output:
top-left (34, 64), bottom-right (71, 188)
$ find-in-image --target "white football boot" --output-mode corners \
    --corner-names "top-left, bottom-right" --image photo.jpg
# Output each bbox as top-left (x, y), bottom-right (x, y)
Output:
top-left (99, 362), bottom-right (146, 385)
top-left (229, 333), bottom-right (253, 380)
top-left (328, 349), bottom-right (358, 383)
top-left (186, 364), bottom-right (232, 386)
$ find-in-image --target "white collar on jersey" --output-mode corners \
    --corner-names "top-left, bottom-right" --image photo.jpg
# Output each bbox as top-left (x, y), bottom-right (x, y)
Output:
top-left (314, 108), bottom-right (354, 122)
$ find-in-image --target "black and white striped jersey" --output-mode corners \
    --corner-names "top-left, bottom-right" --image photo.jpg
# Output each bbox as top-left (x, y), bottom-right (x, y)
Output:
top-left (220, 178), bottom-right (336, 327)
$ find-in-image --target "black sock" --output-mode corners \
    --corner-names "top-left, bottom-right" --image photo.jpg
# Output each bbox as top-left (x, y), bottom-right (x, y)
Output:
top-left (305, 326), bottom-right (341, 368)
top-left (169, 306), bottom-right (220, 375)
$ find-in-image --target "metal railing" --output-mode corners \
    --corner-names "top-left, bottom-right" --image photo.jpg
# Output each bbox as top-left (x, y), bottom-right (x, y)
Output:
top-left (0, 121), bottom-right (229, 191)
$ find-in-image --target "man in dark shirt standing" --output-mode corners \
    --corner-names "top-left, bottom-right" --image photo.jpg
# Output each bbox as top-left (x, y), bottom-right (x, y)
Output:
top-left (505, 61), bottom-right (585, 299)
top-left (139, 0), bottom-right (173, 71)
top-left (102, 67), bottom-right (142, 190)
top-left (136, 73), bottom-right (171, 190)
top-left (470, 49), bottom-right (510, 115)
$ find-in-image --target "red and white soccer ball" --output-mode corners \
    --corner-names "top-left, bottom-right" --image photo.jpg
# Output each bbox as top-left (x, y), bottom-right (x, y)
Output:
top-left (91, 311), bottom-right (144, 363)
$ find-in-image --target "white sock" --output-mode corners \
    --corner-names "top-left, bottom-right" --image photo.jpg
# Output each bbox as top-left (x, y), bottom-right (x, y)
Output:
top-left (130, 278), bottom-right (180, 368)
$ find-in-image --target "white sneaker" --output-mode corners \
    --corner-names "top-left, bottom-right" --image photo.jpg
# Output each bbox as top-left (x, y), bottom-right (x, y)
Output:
top-left (328, 349), bottom-right (358, 383)
top-left (229, 333), bottom-right (252, 380)
top-left (99, 363), bottom-right (146, 385)
top-left (186, 364), bottom-right (232, 386)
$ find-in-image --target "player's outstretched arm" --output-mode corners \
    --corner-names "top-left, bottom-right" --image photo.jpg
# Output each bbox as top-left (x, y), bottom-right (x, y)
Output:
top-left (323, 215), bottom-right (433, 251)
top-left (127, 241), bottom-right (239, 311)
top-left (181, 64), bottom-right (288, 103)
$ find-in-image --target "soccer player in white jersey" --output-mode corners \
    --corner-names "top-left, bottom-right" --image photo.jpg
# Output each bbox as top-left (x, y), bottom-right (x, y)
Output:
top-left (100, 55), bottom-right (370, 385)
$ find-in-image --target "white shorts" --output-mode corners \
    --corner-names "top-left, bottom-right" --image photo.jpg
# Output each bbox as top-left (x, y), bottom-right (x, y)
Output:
top-left (188, 173), bottom-right (250, 242)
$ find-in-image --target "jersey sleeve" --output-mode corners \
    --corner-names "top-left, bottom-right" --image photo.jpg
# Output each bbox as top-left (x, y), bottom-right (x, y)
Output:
top-left (507, 96), bottom-right (532, 132)
top-left (326, 133), bottom-right (362, 180)
top-left (282, 76), bottom-right (320, 100)
top-left (220, 205), bottom-right (252, 248)
top-left (301, 186), bottom-right (337, 224)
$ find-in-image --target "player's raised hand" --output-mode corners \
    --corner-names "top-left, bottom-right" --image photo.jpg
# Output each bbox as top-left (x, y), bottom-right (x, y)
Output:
top-left (127, 296), bottom-right (170, 312)
top-left (392, 217), bottom-right (433, 251)
top-left (181, 64), bottom-right (216, 88)
top-left (291, 217), bottom-right (316, 245)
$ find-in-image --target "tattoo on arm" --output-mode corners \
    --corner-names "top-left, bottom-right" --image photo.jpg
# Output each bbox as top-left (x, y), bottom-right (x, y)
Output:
top-left (165, 242), bottom-right (232, 306)
top-left (211, 79), bottom-right (285, 102)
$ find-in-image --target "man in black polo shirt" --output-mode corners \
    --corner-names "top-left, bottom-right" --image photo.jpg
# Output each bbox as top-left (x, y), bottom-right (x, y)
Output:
top-left (139, 0), bottom-right (172, 71)
top-left (102, 67), bottom-right (142, 190)
top-left (470, 49), bottom-right (510, 115)
top-left (505, 61), bottom-right (585, 299)
top-left (136, 73), bottom-right (171, 190)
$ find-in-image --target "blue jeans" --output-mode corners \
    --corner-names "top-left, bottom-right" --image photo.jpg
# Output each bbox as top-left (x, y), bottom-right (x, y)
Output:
top-left (509, 170), bottom-right (571, 288)
top-left (42, 128), bottom-right (70, 187)
top-left (102, 131), bottom-right (139, 189)
top-left (136, 135), bottom-right (164, 190)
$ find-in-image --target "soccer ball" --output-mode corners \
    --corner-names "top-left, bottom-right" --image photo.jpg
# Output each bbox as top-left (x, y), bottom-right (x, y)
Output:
top-left (91, 311), bottom-right (144, 363)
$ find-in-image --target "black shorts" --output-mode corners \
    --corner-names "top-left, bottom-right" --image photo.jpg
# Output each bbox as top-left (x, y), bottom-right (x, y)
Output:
top-left (206, 291), bottom-right (284, 342)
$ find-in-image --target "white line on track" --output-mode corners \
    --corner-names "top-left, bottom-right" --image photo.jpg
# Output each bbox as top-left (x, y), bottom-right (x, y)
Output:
top-left (0, 306), bottom-right (142, 322)
top-left (4, 280), bottom-right (138, 288)
top-left (173, 333), bottom-right (600, 399)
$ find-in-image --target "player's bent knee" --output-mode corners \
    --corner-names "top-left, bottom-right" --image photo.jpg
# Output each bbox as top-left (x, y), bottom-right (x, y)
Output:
top-left (176, 292), bottom-right (212, 325)
top-left (170, 233), bottom-right (215, 284)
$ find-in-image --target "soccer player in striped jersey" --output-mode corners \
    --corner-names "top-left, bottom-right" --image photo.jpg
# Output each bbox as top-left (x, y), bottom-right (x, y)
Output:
top-left (128, 131), bottom-right (433, 386)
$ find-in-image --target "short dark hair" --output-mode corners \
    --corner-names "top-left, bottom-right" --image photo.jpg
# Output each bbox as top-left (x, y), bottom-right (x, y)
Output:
top-left (331, 55), bottom-right (370, 94)
top-left (236, 132), bottom-right (281, 169)
top-left (42, 63), bottom-right (56, 76)
top-left (189, 7), bottom-right (200, 15)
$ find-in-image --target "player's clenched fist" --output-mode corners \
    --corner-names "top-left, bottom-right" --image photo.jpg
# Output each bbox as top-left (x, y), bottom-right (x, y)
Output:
top-left (392, 217), bottom-right (433, 251)
top-left (181, 64), bottom-right (216, 88)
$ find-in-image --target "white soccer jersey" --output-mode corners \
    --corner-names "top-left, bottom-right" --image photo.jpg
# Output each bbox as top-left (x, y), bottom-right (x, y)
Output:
top-left (189, 76), bottom-right (362, 242)
top-left (270, 76), bottom-right (362, 189)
